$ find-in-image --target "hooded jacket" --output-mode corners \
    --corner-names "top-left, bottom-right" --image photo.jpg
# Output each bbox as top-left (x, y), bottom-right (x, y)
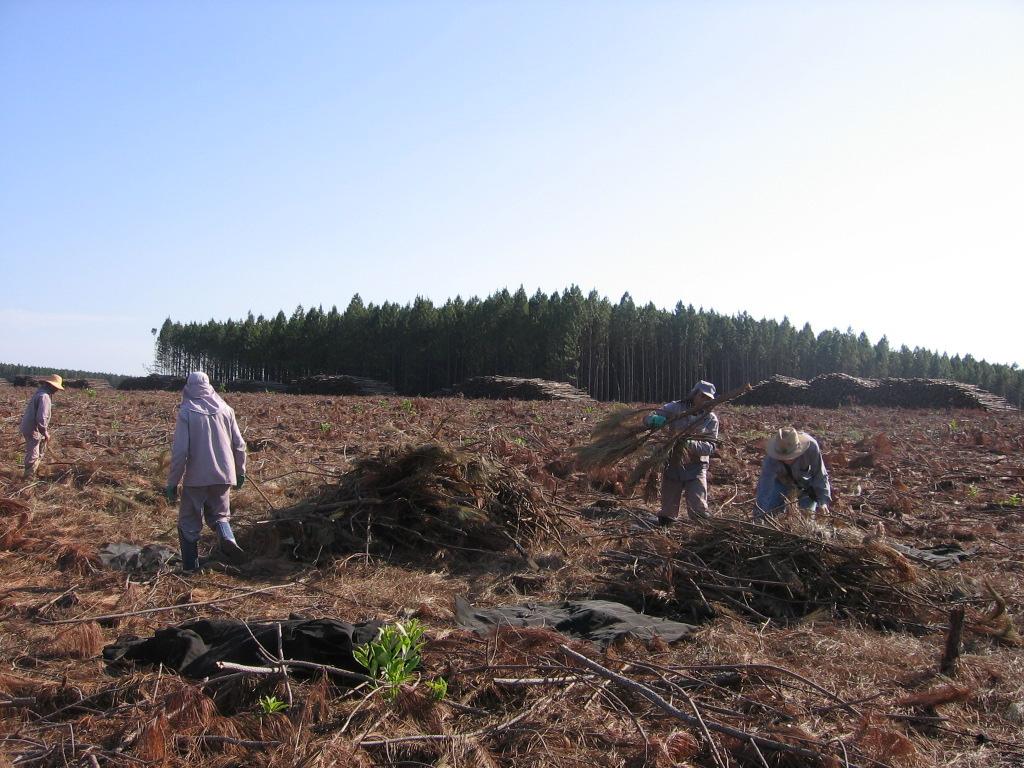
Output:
top-left (167, 373), bottom-right (246, 488)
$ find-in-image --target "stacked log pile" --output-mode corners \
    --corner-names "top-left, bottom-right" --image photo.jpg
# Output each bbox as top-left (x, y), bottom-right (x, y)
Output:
top-left (738, 374), bottom-right (1014, 411)
top-left (805, 373), bottom-right (879, 406)
top-left (116, 374), bottom-right (186, 391)
top-left (288, 374), bottom-right (396, 396)
top-left (733, 376), bottom-right (811, 406)
top-left (224, 380), bottom-right (290, 394)
top-left (443, 376), bottom-right (592, 401)
top-left (873, 378), bottom-right (1014, 410)
top-left (65, 378), bottom-right (112, 390)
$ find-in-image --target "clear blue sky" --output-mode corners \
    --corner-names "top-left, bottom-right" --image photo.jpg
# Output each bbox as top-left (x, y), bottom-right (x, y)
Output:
top-left (2, 1), bottom-right (1022, 375)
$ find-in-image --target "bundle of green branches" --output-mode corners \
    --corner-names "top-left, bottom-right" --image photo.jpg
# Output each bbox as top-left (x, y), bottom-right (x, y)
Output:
top-left (274, 443), bottom-right (548, 561)
top-left (574, 385), bottom-right (748, 498)
top-left (670, 517), bottom-right (951, 628)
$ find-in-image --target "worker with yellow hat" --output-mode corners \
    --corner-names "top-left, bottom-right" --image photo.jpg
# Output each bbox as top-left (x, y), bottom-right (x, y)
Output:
top-left (19, 374), bottom-right (64, 478)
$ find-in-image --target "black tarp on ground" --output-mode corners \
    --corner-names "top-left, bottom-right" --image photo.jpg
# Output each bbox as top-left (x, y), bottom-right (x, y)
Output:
top-left (455, 597), bottom-right (695, 646)
top-left (98, 543), bottom-right (178, 572)
top-left (103, 617), bottom-right (382, 679)
top-left (888, 542), bottom-right (975, 570)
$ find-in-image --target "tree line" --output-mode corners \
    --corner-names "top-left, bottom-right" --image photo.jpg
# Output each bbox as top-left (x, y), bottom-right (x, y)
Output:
top-left (0, 363), bottom-right (124, 387)
top-left (152, 286), bottom-right (1024, 406)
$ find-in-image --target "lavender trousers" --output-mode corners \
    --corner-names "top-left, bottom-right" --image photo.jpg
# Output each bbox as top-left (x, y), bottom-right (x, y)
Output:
top-left (178, 485), bottom-right (232, 545)
top-left (23, 435), bottom-right (44, 477)
top-left (660, 466), bottom-right (710, 521)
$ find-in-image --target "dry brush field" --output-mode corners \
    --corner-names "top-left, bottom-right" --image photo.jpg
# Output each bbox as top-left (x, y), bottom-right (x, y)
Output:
top-left (1, 384), bottom-right (1023, 767)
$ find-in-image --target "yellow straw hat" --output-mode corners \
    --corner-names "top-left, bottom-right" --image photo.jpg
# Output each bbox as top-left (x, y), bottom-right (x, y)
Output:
top-left (40, 374), bottom-right (65, 391)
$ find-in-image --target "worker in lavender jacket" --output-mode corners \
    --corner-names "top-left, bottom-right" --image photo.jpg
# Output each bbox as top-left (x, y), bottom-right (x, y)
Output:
top-left (19, 374), bottom-right (64, 478)
top-left (165, 372), bottom-right (247, 572)
top-left (644, 380), bottom-right (719, 525)
top-left (753, 426), bottom-right (832, 521)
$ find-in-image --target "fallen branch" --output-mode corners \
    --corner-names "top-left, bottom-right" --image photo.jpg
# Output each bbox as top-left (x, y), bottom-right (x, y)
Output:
top-left (559, 645), bottom-right (864, 768)
top-left (40, 583), bottom-right (294, 625)
top-left (217, 659), bottom-right (374, 685)
top-left (357, 697), bottom-right (546, 748)
top-left (176, 734), bottom-right (282, 750)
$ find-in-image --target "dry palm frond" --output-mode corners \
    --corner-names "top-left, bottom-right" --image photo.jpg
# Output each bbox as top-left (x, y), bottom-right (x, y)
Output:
top-left (971, 581), bottom-right (1021, 645)
top-left (137, 712), bottom-right (170, 763)
top-left (52, 621), bottom-right (104, 659)
top-left (574, 386), bottom-right (749, 491)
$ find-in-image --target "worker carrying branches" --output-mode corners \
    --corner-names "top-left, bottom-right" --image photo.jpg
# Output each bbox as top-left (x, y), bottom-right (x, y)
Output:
top-left (754, 426), bottom-right (831, 521)
top-left (165, 371), bottom-right (247, 572)
top-left (644, 380), bottom-right (719, 525)
top-left (19, 374), bottom-right (64, 478)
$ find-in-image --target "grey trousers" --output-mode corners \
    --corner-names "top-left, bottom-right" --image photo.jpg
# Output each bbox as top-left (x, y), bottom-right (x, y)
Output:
top-left (23, 434), bottom-right (43, 477)
top-left (178, 485), bottom-right (232, 544)
top-left (660, 465), bottom-right (710, 521)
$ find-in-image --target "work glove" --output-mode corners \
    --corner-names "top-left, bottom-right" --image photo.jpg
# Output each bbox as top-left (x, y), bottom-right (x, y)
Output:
top-left (235, 474), bottom-right (245, 491)
top-left (165, 485), bottom-right (177, 503)
top-left (645, 414), bottom-right (667, 429)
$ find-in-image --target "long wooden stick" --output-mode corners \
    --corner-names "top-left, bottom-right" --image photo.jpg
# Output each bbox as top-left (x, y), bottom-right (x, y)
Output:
top-left (217, 659), bottom-right (374, 685)
top-left (559, 645), bottom-right (863, 768)
top-left (40, 583), bottom-right (293, 625)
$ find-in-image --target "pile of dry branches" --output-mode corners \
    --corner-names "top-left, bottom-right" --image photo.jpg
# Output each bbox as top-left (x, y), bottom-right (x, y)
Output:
top-left (606, 516), bottom-right (956, 629)
top-left (273, 442), bottom-right (553, 562)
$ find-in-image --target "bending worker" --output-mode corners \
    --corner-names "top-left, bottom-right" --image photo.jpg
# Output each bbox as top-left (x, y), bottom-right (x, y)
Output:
top-left (754, 426), bottom-right (831, 521)
top-left (19, 374), bottom-right (64, 478)
top-left (644, 380), bottom-right (719, 525)
top-left (166, 372), bottom-right (247, 571)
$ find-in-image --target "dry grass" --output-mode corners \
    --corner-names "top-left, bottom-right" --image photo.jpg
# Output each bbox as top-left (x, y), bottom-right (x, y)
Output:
top-left (0, 385), bottom-right (1022, 766)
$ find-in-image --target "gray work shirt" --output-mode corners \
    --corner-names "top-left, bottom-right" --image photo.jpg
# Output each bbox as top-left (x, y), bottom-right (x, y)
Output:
top-left (20, 388), bottom-right (51, 439)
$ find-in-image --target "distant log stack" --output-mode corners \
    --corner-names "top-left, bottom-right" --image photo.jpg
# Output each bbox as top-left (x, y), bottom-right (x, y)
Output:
top-left (288, 375), bottom-right (396, 396)
top-left (733, 376), bottom-right (811, 406)
top-left (8, 376), bottom-right (111, 389)
top-left (224, 380), bottom-right (290, 394)
top-left (738, 374), bottom-right (1014, 411)
top-left (443, 376), bottom-right (592, 401)
top-left (65, 378), bottom-right (112, 390)
top-left (117, 374), bottom-right (186, 391)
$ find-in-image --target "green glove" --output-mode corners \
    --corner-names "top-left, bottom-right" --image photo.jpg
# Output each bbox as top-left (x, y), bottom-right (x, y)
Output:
top-left (235, 474), bottom-right (245, 491)
top-left (646, 414), bottom-right (667, 429)
top-left (165, 485), bottom-right (177, 502)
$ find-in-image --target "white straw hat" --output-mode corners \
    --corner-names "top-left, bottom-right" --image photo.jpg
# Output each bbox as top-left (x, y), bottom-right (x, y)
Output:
top-left (767, 426), bottom-right (811, 461)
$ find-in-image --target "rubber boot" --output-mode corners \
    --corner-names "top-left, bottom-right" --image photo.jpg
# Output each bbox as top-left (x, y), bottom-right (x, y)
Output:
top-left (179, 532), bottom-right (201, 572)
top-left (215, 521), bottom-right (245, 564)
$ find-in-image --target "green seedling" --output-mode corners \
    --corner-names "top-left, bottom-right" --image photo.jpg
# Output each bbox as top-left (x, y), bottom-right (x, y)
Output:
top-left (319, 421), bottom-right (332, 434)
top-left (425, 677), bottom-right (448, 701)
top-left (257, 695), bottom-right (288, 715)
top-left (966, 484), bottom-right (980, 498)
top-left (85, 388), bottom-right (97, 399)
top-left (999, 493), bottom-right (1023, 508)
top-left (353, 619), bottom-right (426, 701)
top-left (400, 398), bottom-right (415, 414)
